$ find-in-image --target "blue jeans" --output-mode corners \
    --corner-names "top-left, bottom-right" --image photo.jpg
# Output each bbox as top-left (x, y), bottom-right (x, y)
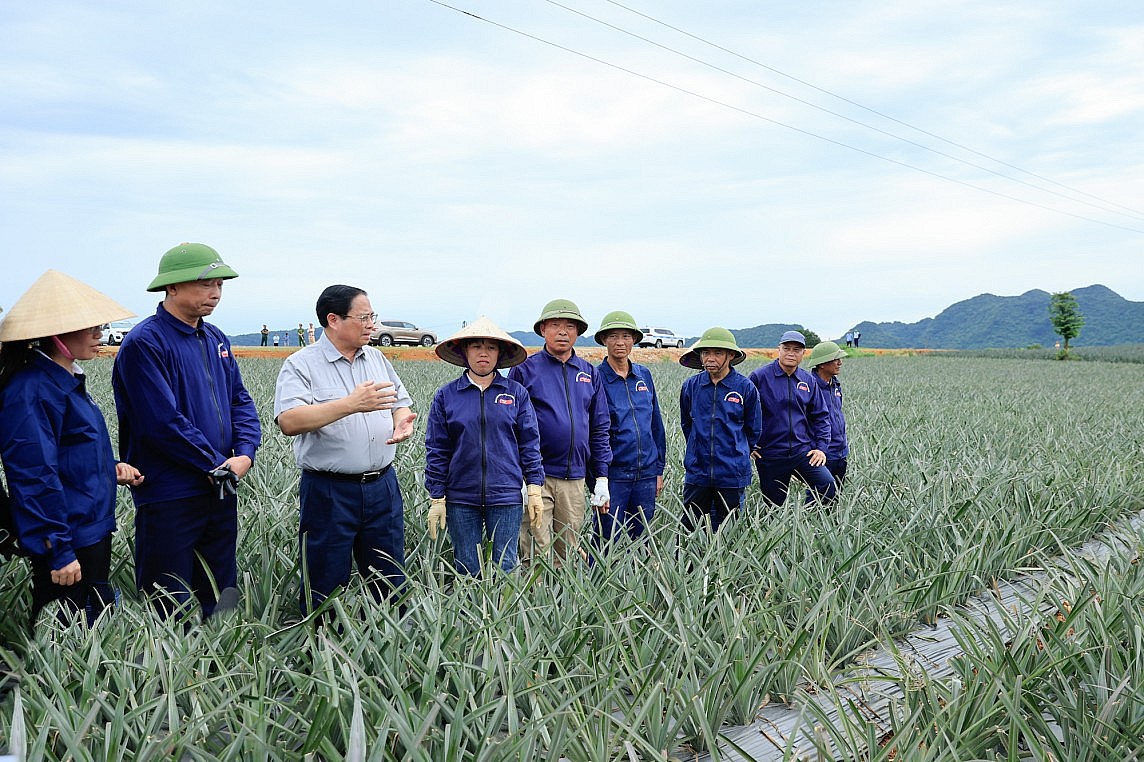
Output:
top-left (446, 502), bottom-right (522, 576)
top-left (299, 468), bottom-right (405, 614)
top-left (755, 454), bottom-right (837, 507)
top-left (594, 477), bottom-right (657, 547)
top-left (135, 493), bottom-right (238, 620)
top-left (681, 483), bottom-right (744, 533)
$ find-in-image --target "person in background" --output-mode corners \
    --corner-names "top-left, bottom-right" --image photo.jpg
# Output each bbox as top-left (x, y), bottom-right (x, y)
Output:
top-left (748, 330), bottom-right (837, 508)
top-left (592, 311), bottom-right (665, 549)
top-left (805, 340), bottom-right (849, 491)
top-left (274, 285), bottom-right (416, 614)
top-left (307, 322), bottom-right (316, 345)
top-left (424, 317), bottom-right (544, 576)
top-left (273, 333), bottom-right (280, 347)
top-left (113, 243), bottom-right (261, 621)
top-left (844, 331), bottom-right (853, 348)
top-left (0, 270), bottom-right (144, 629)
top-left (261, 324), bottom-right (269, 346)
top-left (297, 323), bottom-right (306, 347)
top-left (509, 299), bottom-right (611, 567)
top-left (678, 327), bottom-right (761, 532)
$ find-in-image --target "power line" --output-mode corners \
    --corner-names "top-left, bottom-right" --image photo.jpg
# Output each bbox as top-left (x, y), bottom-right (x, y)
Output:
top-left (422, 0), bottom-right (1144, 234)
top-left (598, 0), bottom-right (1144, 222)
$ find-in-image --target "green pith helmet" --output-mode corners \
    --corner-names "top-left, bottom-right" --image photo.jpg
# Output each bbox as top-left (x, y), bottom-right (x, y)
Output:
top-left (679, 326), bottom-right (746, 369)
top-left (533, 298), bottom-right (588, 337)
top-left (594, 310), bottom-right (643, 346)
top-left (147, 242), bottom-right (240, 292)
top-left (805, 340), bottom-right (847, 368)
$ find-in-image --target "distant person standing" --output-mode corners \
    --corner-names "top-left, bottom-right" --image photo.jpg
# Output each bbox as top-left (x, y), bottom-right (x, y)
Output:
top-left (261, 324), bottom-right (269, 346)
top-left (844, 331), bottom-right (853, 348)
top-left (593, 311), bottom-right (666, 548)
top-left (307, 322), bottom-right (316, 345)
top-left (853, 330), bottom-right (861, 348)
top-left (424, 318), bottom-right (544, 577)
top-left (678, 328), bottom-right (761, 532)
top-left (297, 323), bottom-right (306, 347)
top-left (805, 340), bottom-right (849, 491)
top-left (274, 285), bottom-right (416, 613)
top-left (509, 299), bottom-right (611, 567)
top-left (113, 243), bottom-right (262, 620)
top-left (748, 330), bottom-right (836, 508)
top-left (273, 333), bottom-right (280, 347)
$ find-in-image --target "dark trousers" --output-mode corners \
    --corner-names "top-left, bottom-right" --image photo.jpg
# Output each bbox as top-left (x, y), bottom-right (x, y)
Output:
top-left (135, 493), bottom-right (238, 620)
top-left (299, 468), bottom-right (405, 615)
top-left (806, 457), bottom-right (848, 502)
top-left (681, 483), bottom-right (744, 533)
top-left (29, 535), bottom-right (114, 629)
top-left (756, 455), bottom-right (838, 507)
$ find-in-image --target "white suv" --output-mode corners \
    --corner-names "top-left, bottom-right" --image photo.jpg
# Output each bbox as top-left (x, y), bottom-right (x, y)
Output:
top-left (638, 328), bottom-right (684, 348)
top-left (100, 321), bottom-right (134, 346)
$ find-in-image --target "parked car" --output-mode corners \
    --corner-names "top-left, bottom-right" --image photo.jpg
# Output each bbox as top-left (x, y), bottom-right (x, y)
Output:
top-left (637, 327), bottom-right (684, 348)
top-left (369, 320), bottom-right (437, 347)
top-left (100, 321), bottom-right (134, 346)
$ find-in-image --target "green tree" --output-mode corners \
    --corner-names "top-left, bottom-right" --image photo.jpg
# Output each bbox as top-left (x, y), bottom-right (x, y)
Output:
top-left (799, 327), bottom-right (822, 346)
top-left (1048, 291), bottom-right (1084, 358)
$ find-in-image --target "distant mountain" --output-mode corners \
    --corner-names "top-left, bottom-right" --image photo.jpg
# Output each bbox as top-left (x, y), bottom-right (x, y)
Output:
top-left (224, 286), bottom-right (1138, 351)
top-left (847, 285), bottom-right (1143, 349)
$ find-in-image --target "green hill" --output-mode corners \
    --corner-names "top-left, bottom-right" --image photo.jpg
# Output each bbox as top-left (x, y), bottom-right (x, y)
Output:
top-left (846, 285), bottom-right (1142, 349)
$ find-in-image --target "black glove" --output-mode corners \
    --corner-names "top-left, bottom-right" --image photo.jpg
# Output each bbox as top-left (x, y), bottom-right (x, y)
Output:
top-left (208, 465), bottom-right (239, 500)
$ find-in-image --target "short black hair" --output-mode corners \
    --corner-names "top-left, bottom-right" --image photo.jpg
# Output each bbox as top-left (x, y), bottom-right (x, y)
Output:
top-left (315, 285), bottom-right (367, 328)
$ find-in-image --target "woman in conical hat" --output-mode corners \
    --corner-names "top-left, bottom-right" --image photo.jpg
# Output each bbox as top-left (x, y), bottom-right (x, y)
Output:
top-left (0, 270), bottom-right (144, 629)
top-left (423, 317), bottom-right (545, 577)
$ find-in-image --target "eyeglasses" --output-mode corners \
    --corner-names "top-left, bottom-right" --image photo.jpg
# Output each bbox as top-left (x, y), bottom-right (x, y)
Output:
top-left (340, 313), bottom-right (377, 325)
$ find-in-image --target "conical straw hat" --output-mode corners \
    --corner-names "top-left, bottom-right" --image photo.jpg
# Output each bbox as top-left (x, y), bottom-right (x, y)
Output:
top-left (435, 316), bottom-right (527, 369)
top-left (0, 270), bottom-right (135, 342)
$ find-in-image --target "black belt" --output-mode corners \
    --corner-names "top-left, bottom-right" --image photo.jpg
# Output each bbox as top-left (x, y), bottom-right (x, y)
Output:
top-left (304, 465), bottom-right (392, 483)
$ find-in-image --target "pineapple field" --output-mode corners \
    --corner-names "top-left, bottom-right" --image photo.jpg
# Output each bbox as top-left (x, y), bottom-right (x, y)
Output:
top-left (1, 353), bottom-right (1143, 760)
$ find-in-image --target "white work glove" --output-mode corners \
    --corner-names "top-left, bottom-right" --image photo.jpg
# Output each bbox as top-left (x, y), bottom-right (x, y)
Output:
top-left (526, 484), bottom-right (544, 530)
top-left (590, 477), bottom-right (610, 508)
top-left (427, 497), bottom-right (447, 540)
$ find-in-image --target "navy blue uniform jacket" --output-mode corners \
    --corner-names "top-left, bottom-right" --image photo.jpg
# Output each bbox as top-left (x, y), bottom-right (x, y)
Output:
top-left (507, 348), bottom-right (611, 480)
top-left (112, 304), bottom-right (262, 505)
top-left (0, 353), bottom-right (117, 568)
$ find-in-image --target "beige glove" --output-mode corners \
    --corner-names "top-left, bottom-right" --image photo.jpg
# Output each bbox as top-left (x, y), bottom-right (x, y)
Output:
top-left (427, 497), bottom-right (447, 540)
top-left (526, 484), bottom-right (543, 530)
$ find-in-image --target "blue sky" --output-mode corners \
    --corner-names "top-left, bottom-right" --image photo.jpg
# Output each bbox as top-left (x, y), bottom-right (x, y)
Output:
top-left (1, 1), bottom-right (1141, 343)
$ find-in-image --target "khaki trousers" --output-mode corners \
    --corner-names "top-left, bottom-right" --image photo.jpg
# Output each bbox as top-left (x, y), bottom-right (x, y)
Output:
top-left (519, 477), bottom-right (587, 567)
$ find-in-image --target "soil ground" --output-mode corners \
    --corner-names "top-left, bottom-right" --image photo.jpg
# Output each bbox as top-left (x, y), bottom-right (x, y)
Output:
top-left (100, 346), bottom-right (923, 361)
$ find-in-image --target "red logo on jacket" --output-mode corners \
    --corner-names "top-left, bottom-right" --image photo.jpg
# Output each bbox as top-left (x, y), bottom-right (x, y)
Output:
top-left (575, 372), bottom-right (592, 384)
top-left (724, 392), bottom-right (743, 405)
top-left (495, 394), bottom-right (516, 406)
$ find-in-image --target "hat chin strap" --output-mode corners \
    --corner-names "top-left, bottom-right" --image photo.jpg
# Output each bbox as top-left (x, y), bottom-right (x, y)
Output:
top-left (51, 335), bottom-right (76, 362)
top-left (467, 366), bottom-right (497, 378)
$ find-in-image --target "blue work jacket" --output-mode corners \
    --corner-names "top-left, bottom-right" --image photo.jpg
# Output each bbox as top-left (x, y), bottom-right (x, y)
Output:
top-left (424, 373), bottom-right (545, 506)
top-left (507, 347), bottom-right (611, 480)
top-left (0, 353), bottom-right (116, 568)
top-left (748, 360), bottom-right (830, 460)
top-left (597, 359), bottom-right (666, 483)
top-left (112, 304), bottom-right (262, 505)
top-left (679, 368), bottom-right (761, 489)
top-left (813, 373), bottom-right (849, 459)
